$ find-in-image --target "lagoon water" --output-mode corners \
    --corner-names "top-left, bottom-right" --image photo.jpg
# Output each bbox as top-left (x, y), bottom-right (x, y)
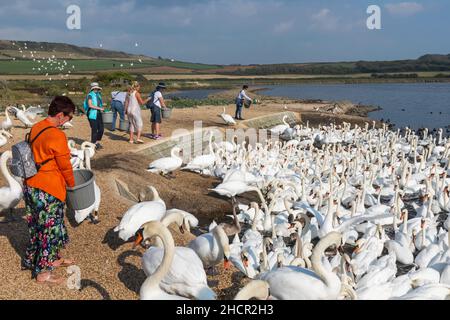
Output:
top-left (262, 83), bottom-right (450, 131)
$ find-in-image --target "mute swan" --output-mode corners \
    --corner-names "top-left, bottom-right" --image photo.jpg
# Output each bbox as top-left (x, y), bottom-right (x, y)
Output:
top-left (139, 221), bottom-right (188, 300)
top-left (23, 105), bottom-right (44, 120)
top-left (234, 280), bottom-right (270, 300)
top-left (0, 151), bottom-right (23, 222)
top-left (74, 148), bottom-right (101, 224)
top-left (11, 106), bottom-right (33, 128)
top-left (219, 198), bottom-right (241, 236)
top-left (183, 132), bottom-right (216, 174)
top-left (114, 186), bottom-right (166, 245)
top-left (209, 183), bottom-right (270, 214)
top-left (0, 130), bottom-right (13, 148)
top-left (147, 147), bottom-right (183, 177)
top-left (141, 213), bottom-right (216, 300)
top-left (220, 107), bottom-right (236, 126)
top-left (394, 283), bottom-right (450, 300)
top-left (164, 208), bottom-right (199, 230)
top-left (270, 116), bottom-right (290, 135)
top-left (257, 232), bottom-right (343, 300)
top-left (1, 107), bottom-right (13, 131)
top-left (188, 225), bottom-right (231, 271)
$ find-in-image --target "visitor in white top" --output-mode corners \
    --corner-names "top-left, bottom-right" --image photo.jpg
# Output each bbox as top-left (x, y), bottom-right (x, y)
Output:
top-left (148, 82), bottom-right (167, 140)
top-left (110, 90), bottom-right (127, 131)
top-left (235, 85), bottom-right (252, 120)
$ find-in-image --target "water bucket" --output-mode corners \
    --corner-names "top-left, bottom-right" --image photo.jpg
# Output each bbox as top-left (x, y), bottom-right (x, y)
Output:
top-left (119, 119), bottom-right (130, 132)
top-left (162, 108), bottom-right (172, 119)
top-left (102, 112), bottom-right (114, 124)
top-left (66, 170), bottom-right (96, 210)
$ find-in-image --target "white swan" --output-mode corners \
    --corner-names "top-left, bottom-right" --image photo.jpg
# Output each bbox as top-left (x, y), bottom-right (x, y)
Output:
top-left (270, 115), bottom-right (290, 135)
top-left (147, 147), bottom-right (183, 176)
top-left (188, 225), bottom-right (231, 270)
top-left (114, 186), bottom-right (166, 245)
top-left (23, 105), bottom-right (44, 121)
top-left (11, 106), bottom-right (34, 128)
top-left (257, 232), bottom-right (343, 300)
top-left (234, 280), bottom-right (270, 300)
top-left (1, 107), bottom-right (13, 131)
top-left (183, 132), bottom-right (216, 174)
top-left (220, 107), bottom-right (236, 126)
top-left (139, 221), bottom-right (188, 300)
top-left (0, 151), bottom-right (23, 222)
top-left (74, 148), bottom-right (101, 224)
top-left (141, 212), bottom-right (216, 300)
top-left (0, 130), bottom-right (13, 148)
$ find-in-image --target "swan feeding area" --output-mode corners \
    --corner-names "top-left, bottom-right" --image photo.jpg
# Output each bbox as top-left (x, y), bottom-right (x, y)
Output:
top-left (124, 119), bottom-right (450, 300)
top-left (0, 103), bottom-right (450, 300)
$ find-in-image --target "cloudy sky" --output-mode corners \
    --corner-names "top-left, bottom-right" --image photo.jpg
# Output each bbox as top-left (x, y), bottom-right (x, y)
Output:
top-left (0, 0), bottom-right (448, 64)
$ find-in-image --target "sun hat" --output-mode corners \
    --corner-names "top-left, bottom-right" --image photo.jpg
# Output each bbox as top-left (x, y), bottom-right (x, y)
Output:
top-left (90, 82), bottom-right (102, 91)
top-left (156, 82), bottom-right (167, 89)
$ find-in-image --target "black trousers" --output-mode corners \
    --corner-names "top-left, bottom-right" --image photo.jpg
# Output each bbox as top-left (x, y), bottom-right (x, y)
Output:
top-left (88, 116), bottom-right (104, 143)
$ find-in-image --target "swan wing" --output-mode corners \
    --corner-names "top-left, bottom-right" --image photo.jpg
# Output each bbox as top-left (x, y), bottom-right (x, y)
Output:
top-left (115, 202), bottom-right (166, 240)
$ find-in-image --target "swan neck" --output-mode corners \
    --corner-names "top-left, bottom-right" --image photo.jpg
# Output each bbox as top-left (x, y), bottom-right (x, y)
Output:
top-left (140, 223), bottom-right (175, 297)
top-left (1, 152), bottom-right (18, 189)
top-left (311, 233), bottom-right (341, 288)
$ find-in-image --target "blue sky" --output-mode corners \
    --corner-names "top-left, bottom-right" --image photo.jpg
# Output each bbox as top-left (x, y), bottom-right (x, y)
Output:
top-left (0, 0), bottom-right (449, 64)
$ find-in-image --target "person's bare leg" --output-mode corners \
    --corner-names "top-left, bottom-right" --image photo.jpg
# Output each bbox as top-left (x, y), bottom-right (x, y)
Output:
top-left (129, 130), bottom-right (134, 143)
top-left (137, 130), bottom-right (143, 143)
top-left (151, 123), bottom-right (156, 135)
top-left (155, 123), bottom-right (160, 136)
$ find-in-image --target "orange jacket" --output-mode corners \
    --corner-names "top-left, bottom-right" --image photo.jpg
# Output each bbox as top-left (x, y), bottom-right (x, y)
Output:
top-left (25, 119), bottom-right (75, 202)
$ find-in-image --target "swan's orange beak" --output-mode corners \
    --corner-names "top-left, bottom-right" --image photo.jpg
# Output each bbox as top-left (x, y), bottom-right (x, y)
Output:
top-left (133, 231), bottom-right (143, 249)
top-left (224, 257), bottom-right (231, 270)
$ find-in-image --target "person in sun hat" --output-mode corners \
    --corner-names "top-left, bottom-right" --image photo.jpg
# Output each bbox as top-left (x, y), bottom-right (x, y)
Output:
top-left (147, 82), bottom-right (167, 140)
top-left (83, 82), bottom-right (105, 150)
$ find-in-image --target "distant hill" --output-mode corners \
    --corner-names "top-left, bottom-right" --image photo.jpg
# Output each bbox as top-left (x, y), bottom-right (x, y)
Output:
top-left (0, 40), bottom-right (221, 75)
top-left (0, 39), bottom-right (150, 60)
top-left (222, 54), bottom-right (450, 76)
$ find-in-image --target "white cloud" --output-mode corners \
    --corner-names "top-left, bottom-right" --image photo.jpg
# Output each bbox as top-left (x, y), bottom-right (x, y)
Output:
top-left (273, 20), bottom-right (294, 34)
top-left (310, 8), bottom-right (339, 32)
top-left (385, 2), bottom-right (424, 16)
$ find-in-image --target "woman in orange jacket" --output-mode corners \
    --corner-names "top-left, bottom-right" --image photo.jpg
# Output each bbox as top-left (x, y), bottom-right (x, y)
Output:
top-left (22, 96), bottom-right (76, 284)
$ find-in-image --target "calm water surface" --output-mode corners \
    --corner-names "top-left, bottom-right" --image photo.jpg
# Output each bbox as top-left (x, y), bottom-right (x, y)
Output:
top-left (262, 83), bottom-right (450, 131)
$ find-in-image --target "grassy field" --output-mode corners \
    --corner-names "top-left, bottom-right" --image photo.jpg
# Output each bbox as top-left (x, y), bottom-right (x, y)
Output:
top-left (0, 59), bottom-right (222, 75)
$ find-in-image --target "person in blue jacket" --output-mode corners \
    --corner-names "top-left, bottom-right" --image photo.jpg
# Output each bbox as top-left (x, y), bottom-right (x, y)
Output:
top-left (84, 82), bottom-right (105, 150)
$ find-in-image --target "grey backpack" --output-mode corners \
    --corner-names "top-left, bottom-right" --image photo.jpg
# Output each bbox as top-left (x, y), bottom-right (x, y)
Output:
top-left (11, 126), bottom-right (55, 179)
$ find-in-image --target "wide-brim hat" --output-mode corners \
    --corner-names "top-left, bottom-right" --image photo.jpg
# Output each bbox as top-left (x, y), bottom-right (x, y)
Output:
top-left (90, 82), bottom-right (102, 91)
top-left (156, 82), bottom-right (167, 89)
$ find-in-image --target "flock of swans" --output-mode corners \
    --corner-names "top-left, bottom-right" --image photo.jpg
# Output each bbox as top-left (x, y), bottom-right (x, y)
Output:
top-left (125, 120), bottom-right (450, 300)
top-left (0, 105), bottom-right (74, 147)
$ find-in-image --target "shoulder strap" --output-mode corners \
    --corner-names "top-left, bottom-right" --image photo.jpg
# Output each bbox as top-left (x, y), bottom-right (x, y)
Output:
top-left (29, 126), bottom-right (56, 145)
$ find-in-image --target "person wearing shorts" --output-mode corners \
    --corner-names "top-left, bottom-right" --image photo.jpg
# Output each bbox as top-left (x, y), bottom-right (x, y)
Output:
top-left (149, 82), bottom-right (167, 140)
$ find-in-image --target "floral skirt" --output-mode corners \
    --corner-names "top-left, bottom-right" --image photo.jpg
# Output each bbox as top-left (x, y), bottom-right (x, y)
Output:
top-left (23, 186), bottom-right (69, 277)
